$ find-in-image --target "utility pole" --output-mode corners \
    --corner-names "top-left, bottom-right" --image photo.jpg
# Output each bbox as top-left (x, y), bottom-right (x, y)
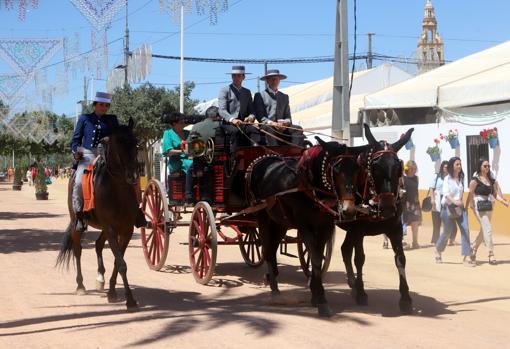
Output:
top-left (124, 0), bottom-right (129, 86)
top-left (331, 0), bottom-right (350, 143)
top-left (83, 76), bottom-right (87, 111)
top-left (179, 5), bottom-right (184, 113)
top-left (263, 60), bottom-right (268, 89)
top-left (367, 32), bottom-right (375, 69)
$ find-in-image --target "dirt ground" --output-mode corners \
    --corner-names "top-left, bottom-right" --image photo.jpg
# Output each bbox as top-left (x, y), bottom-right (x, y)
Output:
top-left (1, 178), bottom-right (510, 349)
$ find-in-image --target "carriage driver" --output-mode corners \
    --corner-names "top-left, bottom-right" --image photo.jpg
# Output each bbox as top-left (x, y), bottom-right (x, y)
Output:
top-left (71, 92), bottom-right (147, 232)
top-left (218, 65), bottom-right (261, 153)
top-left (253, 69), bottom-right (305, 146)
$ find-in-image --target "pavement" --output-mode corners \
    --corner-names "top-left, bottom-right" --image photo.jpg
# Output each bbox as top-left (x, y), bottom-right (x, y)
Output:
top-left (1, 178), bottom-right (510, 349)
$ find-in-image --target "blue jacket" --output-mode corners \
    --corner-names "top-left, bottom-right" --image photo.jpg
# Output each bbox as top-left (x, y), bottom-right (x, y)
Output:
top-left (71, 112), bottom-right (119, 153)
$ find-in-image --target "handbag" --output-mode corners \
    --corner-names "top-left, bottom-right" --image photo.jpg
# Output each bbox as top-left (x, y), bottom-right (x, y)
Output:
top-left (476, 199), bottom-right (493, 212)
top-left (421, 196), bottom-right (432, 212)
top-left (446, 204), bottom-right (463, 219)
top-left (421, 174), bottom-right (439, 212)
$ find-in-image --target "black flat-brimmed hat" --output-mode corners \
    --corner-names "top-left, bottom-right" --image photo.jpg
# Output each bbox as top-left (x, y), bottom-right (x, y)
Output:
top-left (227, 65), bottom-right (250, 75)
top-left (260, 69), bottom-right (287, 81)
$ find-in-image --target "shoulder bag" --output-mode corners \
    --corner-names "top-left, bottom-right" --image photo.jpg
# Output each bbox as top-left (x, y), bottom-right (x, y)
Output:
top-left (421, 174), bottom-right (438, 212)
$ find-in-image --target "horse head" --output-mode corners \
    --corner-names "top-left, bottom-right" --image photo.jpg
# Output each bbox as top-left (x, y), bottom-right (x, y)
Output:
top-left (363, 123), bottom-right (414, 219)
top-left (315, 137), bottom-right (370, 220)
top-left (103, 117), bottom-right (139, 185)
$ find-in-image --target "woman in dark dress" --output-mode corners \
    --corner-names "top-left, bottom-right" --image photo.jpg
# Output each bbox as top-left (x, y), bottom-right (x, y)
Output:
top-left (403, 160), bottom-right (422, 249)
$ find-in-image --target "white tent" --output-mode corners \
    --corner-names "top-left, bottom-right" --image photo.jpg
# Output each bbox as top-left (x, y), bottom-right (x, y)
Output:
top-left (364, 41), bottom-right (510, 110)
top-left (291, 63), bottom-right (413, 129)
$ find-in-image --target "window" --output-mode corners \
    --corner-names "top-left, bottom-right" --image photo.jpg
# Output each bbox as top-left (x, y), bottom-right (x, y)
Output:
top-left (466, 135), bottom-right (489, 183)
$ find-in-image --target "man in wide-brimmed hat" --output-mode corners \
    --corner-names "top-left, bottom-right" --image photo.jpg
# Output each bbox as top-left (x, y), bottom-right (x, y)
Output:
top-left (253, 69), bottom-right (304, 146)
top-left (218, 65), bottom-right (260, 152)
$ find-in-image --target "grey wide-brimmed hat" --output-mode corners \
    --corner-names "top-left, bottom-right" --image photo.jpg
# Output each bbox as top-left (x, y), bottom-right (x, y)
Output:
top-left (93, 91), bottom-right (112, 103)
top-left (227, 65), bottom-right (250, 75)
top-left (260, 69), bottom-right (287, 81)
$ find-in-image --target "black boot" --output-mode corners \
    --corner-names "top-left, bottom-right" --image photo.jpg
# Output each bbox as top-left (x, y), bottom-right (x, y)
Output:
top-left (135, 208), bottom-right (148, 228)
top-left (75, 212), bottom-right (87, 232)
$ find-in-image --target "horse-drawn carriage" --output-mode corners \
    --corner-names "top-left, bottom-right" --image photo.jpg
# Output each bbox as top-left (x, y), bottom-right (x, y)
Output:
top-left (139, 125), bottom-right (334, 284)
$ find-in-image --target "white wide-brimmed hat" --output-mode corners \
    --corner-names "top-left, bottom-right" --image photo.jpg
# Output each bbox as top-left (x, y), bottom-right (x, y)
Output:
top-left (227, 65), bottom-right (250, 75)
top-left (93, 91), bottom-right (112, 103)
top-left (260, 69), bottom-right (287, 81)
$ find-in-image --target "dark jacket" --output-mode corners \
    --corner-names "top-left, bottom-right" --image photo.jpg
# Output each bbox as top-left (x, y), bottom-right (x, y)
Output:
top-left (71, 112), bottom-right (119, 153)
top-left (218, 84), bottom-right (255, 122)
top-left (253, 89), bottom-right (291, 124)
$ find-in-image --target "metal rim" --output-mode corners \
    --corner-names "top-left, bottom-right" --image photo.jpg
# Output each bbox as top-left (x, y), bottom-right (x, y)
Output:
top-left (238, 226), bottom-right (264, 267)
top-left (188, 201), bottom-right (217, 284)
top-left (140, 179), bottom-right (171, 271)
top-left (297, 234), bottom-right (335, 277)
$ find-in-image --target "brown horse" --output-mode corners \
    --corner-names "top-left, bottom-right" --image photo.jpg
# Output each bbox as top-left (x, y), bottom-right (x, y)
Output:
top-left (56, 118), bottom-right (140, 311)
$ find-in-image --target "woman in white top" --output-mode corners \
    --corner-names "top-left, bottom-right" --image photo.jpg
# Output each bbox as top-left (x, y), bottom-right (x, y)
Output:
top-left (466, 158), bottom-right (508, 265)
top-left (434, 157), bottom-right (475, 267)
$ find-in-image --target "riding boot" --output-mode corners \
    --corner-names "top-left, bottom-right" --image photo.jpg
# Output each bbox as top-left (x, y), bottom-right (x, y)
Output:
top-left (135, 208), bottom-right (148, 228)
top-left (75, 211), bottom-right (87, 232)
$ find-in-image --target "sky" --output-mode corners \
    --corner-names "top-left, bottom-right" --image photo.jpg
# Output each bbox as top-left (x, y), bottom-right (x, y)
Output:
top-left (1, 0), bottom-right (509, 117)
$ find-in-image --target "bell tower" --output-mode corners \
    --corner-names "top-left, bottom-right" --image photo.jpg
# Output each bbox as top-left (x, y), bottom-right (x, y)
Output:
top-left (417, 0), bottom-right (444, 73)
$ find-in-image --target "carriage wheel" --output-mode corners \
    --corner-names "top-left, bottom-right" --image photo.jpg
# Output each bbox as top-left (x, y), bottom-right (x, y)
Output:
top-left (297, 234), bottom-right (334, 277)
top-left (238, 226), bottom-right (264, 267)
top-left (140, 179), bottom-right (171, 271)
top-left (189, 201), bottom-right (217, 284)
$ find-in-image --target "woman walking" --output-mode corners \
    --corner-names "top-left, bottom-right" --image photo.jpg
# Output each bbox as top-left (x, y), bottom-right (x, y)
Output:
top-left (466, 158), bottom-right (508, 265)
top-left (430, 161), bottom-right (457, 244)
top-left (403, 160), bottom-right (422, 249)
top-left (434, 157), bottom-right (475, 267)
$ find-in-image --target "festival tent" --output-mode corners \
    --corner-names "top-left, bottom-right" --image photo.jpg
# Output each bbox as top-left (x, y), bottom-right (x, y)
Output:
top-left (290, 63), bottom-right (413, 129)
top-left (363, 40), bottom-right (510, 110)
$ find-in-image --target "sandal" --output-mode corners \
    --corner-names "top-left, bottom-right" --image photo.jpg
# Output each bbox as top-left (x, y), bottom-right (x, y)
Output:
top-left (435, 256), bottom-right (442, 264)
top-left (489, 253), bottom-right (497, 265)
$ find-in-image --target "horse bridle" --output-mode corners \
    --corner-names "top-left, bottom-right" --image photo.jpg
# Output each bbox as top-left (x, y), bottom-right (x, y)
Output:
top-left (103, 137), bottom-right (138, 185)
top-left (362, 144), bottom-right (403, 214)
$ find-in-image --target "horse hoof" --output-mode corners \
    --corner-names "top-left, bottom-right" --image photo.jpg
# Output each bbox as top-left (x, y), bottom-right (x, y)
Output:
top-left (351, 289), bottom-right (368, 306)
top-left (347, 277), bottom-right (355, 289)
top-left (96, 281), bottom-right (105, 291)
top-left (126, 301), bottom-right (139, 312)
top-left (317, 303), bottom-right (333, 318)
top-left (399, 299), bottom-right (413, 315)
top-left (75, 287), bottom-right (86, 296)
top-left (107, 292), bottom-right (118, 303)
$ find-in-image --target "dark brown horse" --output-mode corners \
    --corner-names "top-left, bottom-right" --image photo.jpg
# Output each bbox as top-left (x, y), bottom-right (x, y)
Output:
top-left (338, 124), bottom-right (414, 314)
top-left (247, 140), bottom-right (370, 317)
top-left (56, 118), bottom-right (140, 311)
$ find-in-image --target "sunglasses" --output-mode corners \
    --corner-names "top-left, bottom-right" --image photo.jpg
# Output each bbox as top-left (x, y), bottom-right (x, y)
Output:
top-left (483, 164), bottom-right (490, 168)
top-left (96, 103), bottom-right (111, 107)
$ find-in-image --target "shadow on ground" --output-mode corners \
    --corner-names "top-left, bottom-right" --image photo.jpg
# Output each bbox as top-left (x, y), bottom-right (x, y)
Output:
top-left (0, 211), bottom-right (64, 220)
top-left (0, 280), bottom-right (457, 345)
top-left (0, 228), bottom-right (98, 254)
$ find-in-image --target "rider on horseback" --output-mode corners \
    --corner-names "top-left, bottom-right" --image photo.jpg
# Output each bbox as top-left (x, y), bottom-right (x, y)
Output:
top-left (71, 92), bottom-right (146, 232)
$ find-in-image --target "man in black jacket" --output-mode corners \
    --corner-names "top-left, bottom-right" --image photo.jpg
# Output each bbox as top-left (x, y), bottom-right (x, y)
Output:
top-left (253, 69), bottom-right (304, 146)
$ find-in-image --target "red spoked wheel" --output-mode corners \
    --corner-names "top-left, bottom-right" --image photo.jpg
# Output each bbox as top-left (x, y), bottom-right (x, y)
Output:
top-left (189, 201), bottom-right (217, 284)
top-left (238, 226), bottom-right (263, 267)
top-left (297, 234), bottom-right (334, 277)
top-left (141, 179), bottom-right (172, 271)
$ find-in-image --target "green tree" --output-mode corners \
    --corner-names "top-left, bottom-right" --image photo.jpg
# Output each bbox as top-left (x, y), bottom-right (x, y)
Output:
top-left (109, 82), bottom-right (198, 178)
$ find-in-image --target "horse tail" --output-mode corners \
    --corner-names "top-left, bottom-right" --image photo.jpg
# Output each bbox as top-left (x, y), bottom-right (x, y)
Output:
top-left (55, 222), bottom-right (76, 269)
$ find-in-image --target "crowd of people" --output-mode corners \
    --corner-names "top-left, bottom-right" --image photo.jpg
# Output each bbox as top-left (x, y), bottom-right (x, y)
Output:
top-left (400, 156), bottom-right (508, 267)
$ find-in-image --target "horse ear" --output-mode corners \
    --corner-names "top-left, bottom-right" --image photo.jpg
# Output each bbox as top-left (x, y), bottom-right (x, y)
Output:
top-left (363, 123), bottom-right (378, 145)
top-left (128, 117), bottom-right (134, 130)
top-left (391, 128), bottom-right (414, 151)
top-left (315, 136), bottom-right (327, 148)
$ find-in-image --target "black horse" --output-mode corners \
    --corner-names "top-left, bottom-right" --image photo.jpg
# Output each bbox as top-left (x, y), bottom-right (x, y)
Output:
top-left (56, 118), bottom-right (141, 311)
top-left (338, 124), bottom-right (414, 314)
top-left (246, 139), bottom-right (369, 317)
